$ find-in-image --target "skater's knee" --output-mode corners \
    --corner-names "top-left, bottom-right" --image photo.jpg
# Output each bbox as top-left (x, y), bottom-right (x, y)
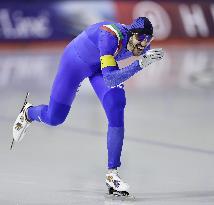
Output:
top-left (48, 115), bottom-right (66, 126)
top-left (43, 99), bottom-right (70, 126)
top-left (103, 88), bottom-right (126, 111)
top-left (103, 88), bottom-right (126, 127)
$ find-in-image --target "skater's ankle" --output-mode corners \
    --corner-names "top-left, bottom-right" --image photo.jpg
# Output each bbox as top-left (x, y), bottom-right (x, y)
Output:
top-left (108, 168), bottom-right (118, 174)
top-left (26, 107), bottom-right (33, 122)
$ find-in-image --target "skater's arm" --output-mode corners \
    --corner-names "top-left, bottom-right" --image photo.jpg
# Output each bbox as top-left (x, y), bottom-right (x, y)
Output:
top-left (98, 28), bottom-right (163, 87)
top-left (99, 29), bottom-right (143, 87)
top-left (101, 59), bottom-right (143, 88)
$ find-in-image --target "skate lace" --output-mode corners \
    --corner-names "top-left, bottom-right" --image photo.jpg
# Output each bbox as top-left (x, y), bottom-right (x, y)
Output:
top-left (111, 170), bottom-right (121, 180)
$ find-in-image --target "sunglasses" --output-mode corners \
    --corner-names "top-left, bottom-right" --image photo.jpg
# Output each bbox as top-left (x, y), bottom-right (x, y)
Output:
top-left (137, 34), bottom-right (154, 47)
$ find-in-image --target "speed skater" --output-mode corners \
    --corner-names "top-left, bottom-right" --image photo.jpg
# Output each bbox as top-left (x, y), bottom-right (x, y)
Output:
top-left (12, 17), bottom-right (164, 197)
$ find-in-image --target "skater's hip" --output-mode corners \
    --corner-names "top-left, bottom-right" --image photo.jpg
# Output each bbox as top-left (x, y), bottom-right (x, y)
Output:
top-left (72, 32), bottom-right (101, 70)
top-left (61, 33), bottom-right (102, 77)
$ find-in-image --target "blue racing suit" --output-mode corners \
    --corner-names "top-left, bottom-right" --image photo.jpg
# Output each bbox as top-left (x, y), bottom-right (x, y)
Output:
top-left (28, 21), bottom-right (149, 169)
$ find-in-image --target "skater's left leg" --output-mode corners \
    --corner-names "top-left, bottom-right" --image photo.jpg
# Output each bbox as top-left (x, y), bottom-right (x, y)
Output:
top-left (103, 88), bottom-right (126, 169)
top-left (89, 72), bottom-right (130, 193)
top-left (89, 72), bottom-right (126, 169)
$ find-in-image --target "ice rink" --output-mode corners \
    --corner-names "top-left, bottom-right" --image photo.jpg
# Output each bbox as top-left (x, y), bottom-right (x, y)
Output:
top-left (0, 45), bottom-right (214, 205)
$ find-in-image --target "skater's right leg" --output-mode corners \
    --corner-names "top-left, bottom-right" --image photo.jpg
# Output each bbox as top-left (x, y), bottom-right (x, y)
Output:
top-left (13, 43), bottom-right (88, 142)
top-left (27, 98), bottom-right (70, 126)
top-left (27, 44), bottom-right (87, 126)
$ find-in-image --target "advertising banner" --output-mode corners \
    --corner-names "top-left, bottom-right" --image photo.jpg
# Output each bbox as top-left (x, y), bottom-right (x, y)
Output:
top-left (0, 1), bottom-right (213, 41)
top-left (0, 1), bottom-right (115, 41)
top-left (115, 0), bottom-right (214, 40)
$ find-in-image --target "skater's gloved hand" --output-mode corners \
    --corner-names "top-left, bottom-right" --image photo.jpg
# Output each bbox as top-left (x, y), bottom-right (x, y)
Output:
top-left (139, 48), bottom-right (164, 69)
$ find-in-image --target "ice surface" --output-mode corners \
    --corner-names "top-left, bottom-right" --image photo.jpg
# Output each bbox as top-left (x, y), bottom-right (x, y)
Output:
top-left (0, 46), bottom-right (213, 205)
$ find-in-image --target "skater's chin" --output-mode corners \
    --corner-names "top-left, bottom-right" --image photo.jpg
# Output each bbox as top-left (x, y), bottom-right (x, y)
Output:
top-left (132, 49), bottom-right (142, 56)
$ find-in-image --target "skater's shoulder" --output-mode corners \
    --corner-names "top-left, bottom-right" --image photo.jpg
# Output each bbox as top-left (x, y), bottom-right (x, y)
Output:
top-left (85, 21), bottom-right (123, 32)
top-left (85, 21), bottom-right (114, 30)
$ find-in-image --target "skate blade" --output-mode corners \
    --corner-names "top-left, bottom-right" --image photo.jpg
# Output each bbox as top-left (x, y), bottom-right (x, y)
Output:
top-left (11, 92), bottom-right (30, 150)
top-left (105, 193), bottom-right (135, 201)
top-left (20, 92), bottom-right (30, 112)
top-left (10, 139), bottom-right (15, 150)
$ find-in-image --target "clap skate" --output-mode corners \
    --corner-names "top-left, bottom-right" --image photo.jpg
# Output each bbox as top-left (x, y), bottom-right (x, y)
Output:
top-left (105, 169), bottom-right (134, 199)
top-left (11, 92), bottom-right (32, 150)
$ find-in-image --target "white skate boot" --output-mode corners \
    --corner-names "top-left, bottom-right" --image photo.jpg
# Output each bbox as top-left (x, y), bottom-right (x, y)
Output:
top-left (11, 93), bottom-right (32, 149)
top-left (106, 169), bottom-right (132, 198)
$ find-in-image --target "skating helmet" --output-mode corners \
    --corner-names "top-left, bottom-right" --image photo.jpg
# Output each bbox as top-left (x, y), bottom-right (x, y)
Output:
top-left (125, 17), bottom-right (153, 43)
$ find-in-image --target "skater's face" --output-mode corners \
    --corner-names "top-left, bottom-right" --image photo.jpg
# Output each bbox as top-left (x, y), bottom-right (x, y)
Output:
top-left (127, 33), bottom-right (153, 56)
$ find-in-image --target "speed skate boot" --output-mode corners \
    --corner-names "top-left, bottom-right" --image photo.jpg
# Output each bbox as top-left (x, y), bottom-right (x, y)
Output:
top-left (11, 92), bottom-right (32, 149)
top-left (106, 169), bottom-right (130, 197)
